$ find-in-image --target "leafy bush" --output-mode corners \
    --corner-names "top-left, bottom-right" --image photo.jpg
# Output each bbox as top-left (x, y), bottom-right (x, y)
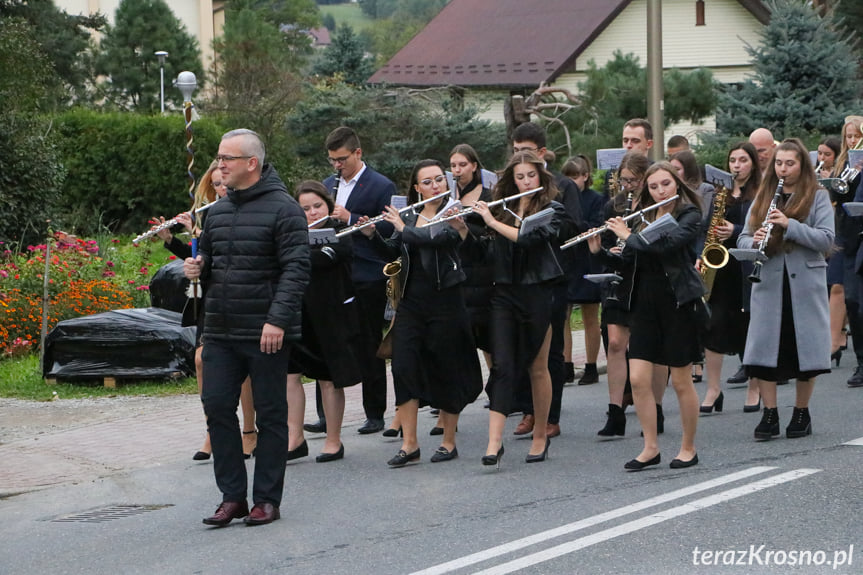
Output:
top-left (52, 109), bottom-right (228, 235)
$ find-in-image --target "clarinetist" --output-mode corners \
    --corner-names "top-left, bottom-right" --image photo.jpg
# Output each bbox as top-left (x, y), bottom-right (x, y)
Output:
top-left (737, 139), bottom-right (834, 442)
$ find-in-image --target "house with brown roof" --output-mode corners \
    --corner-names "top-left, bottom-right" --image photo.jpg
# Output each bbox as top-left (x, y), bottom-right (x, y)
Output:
top-left (369, 0), bottom-right (770, 142)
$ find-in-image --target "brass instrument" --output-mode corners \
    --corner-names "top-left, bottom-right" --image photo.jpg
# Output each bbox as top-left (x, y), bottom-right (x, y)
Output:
top-left (383, 258), bottom-right (403, 311)
top-left (748, 178), bottom-right (784, 283)
top-left (700, 184), bottom-right (730, 301)
top-left (561, 195), bottom-right (679, 249)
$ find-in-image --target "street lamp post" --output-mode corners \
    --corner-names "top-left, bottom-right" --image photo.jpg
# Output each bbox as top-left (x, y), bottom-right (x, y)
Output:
top-left (155, 50), bottom-right (168, 114)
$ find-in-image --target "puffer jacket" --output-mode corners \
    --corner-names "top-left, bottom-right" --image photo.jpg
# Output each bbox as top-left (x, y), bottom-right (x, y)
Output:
top-left (198, 164), bottom-right (310, 341)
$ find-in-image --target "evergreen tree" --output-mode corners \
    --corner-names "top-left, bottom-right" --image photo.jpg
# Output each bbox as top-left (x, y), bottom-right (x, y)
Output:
top-left (312, 24), bottom-right (375, 84)
top-left (322, 12), bottom-right (336, 31)
top-left (716, 0), bottom-right (861, 136)
top-left (0, 0), bottom-right (106, 107)
top-left (96, 0), bottom-right (203, 112)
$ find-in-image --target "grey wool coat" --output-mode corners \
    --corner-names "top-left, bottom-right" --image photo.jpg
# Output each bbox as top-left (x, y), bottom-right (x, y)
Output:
top-left (737, 188), bottom-right (834, 371)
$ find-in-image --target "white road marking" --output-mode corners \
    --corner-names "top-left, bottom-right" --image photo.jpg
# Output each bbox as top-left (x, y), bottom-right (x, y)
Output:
top-left (472, 468), bottom-right (820, 575)
top-left (410, 466), bottom-right (778, 575)
top-left (842, 437), bottom-right (863, 446)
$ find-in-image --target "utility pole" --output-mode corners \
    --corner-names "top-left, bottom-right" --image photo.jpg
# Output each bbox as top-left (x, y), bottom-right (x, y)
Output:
top-left (646, 0), bottom-right (664, 161)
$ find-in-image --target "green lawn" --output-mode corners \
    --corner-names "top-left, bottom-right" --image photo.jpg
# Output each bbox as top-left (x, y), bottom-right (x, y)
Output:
top-left (0, 354), bottom-right (197, 401)
top-left (320, 3), bottom-right (375, 33)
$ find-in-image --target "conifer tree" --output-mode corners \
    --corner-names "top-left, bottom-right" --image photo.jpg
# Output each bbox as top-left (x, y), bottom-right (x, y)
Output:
top-left (716, 0), bottom-right (861, 136)
top-left (96, 0), bottom-right (203, 112)
top-left (312, 24), bottom-right (375, 84)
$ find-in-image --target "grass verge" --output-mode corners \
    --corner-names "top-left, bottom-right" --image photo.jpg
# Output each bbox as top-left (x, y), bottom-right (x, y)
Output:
top-left (0, 354), bottom-right (197, 401)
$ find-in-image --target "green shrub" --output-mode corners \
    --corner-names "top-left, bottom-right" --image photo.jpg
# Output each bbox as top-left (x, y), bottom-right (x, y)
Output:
top-left (53, 109), bottom-right (228, 235)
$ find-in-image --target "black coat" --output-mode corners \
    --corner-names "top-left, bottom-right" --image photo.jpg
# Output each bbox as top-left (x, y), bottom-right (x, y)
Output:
top-left (597, 202), bottom-right (706, 307)
top-left (198, 164), bottom-right (310, 341)
top-left (299, 218), bottom-right (362, 387)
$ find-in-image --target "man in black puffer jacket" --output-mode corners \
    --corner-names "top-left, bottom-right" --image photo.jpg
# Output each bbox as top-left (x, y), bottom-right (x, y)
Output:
top-left (185, 129), bottom-right (310, 527)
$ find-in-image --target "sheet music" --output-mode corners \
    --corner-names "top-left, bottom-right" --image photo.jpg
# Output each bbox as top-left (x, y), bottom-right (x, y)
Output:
top-left (809, 150), bottom-right (818, 166)
top-left (309, 228), bottom-right (338, 245)
top-left (704, 164), bottom-right (734, 190)
top-left (390, 195), bottom-right (408, 211)
top-left (596, 148), bottom-right (627, 170)
top-left (848, 150), bottom-right (863, 169)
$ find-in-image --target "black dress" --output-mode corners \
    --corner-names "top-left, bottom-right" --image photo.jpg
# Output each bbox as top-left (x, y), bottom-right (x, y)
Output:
top-left (390, 244), bottom-right (483, 413)
top-left (702, 197), bottom-right (749, 355)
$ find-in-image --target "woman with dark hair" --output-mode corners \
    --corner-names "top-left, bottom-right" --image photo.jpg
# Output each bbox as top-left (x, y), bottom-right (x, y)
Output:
top-left (465, 151), bottom-right (566, 465)
top-left (155, 160), bottom-right (257, 461)
top-left (589, 162), bottom-right (705, 470)
top-left (285, 181), bottom-right (362, 462)
top-left (361, 159), bottom-right (483, 466)
top-left (738, 138), bottom-right (834, 440)
top-left (697, 142), bottom-right (761, 414)
top-left (594, 152), bottom-right (650, 438)
top-left (561, 155), bottom-right (604, 386)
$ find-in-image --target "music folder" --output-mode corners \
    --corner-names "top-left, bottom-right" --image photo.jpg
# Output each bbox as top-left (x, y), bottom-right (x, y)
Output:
top-left (518, 207), bottom-right (555, 237)
top-left (849, 150), bottom-right (863, 169)
top-left (637, 213), bottom-right (678, 244)
top-left (426, 198), bottom-right (462, 238)
top-left (728, 248), bottom-right (768, 262)
top-left (390, 195), bottom-right (408, 211)
top-left (309, 228), bottom-right (338, 245)
top-left (596, 148), bottom-right (627, 170)
top-left (584, 273), bottom-right (622, 285)
top-left (843, 202), bottom-right (863, 217)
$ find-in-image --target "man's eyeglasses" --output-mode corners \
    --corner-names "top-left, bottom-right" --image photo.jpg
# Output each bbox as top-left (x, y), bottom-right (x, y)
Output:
top-left (215, 154), bottom-right (251, 163)
top-left (327, 152), bottom-right (356, 165)
top-left (419, 175), bottom-right (447, 186)
top-left (513, 146), bottom-right (538, 153)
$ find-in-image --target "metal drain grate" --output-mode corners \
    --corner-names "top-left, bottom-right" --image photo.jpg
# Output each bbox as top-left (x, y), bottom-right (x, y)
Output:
top-left (51, 504), bottom-right (174, 523)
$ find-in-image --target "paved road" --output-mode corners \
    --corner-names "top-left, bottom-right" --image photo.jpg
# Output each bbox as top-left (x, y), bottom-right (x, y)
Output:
top-left (1, 333), bottom-right (862, 574)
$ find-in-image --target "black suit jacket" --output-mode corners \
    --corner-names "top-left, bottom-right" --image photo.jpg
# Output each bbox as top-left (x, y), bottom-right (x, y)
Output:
top-left (323, 165), bottom-right (397, 283)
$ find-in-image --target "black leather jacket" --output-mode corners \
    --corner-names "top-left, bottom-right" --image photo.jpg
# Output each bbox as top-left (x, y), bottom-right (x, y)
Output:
top-left (370, 211), bottom-right (466, 297)
top-left (596, 202), bottom-right (706, 307)
top-left (464, 201), bottom-right (567, 285)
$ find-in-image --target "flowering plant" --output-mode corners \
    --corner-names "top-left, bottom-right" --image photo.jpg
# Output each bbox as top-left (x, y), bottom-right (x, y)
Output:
top-left (0, 233), bottom-right (178, 356)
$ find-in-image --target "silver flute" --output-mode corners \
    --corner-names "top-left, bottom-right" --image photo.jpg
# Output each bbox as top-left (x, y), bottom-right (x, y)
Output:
top-left (425, 186), bottom-right (544, 227)
top-left (307, 215), bottom-right (330, 228)
top-left (561, 194), bottom-right (679, 250)
top-left (132, 201), bottom-right (218, 244)
top-left (335, 193), bottom-right (449, 237)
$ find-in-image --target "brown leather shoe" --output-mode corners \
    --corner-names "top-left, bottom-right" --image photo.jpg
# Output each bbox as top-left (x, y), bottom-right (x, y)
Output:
top-left (546, 423), bottom-right (561, 438)
top-left (202, 501), bottom-right (249, 526)
top-left (244, 502), bottom-right (280, 526)
top-left (513, 414), bottom-right (535, 436)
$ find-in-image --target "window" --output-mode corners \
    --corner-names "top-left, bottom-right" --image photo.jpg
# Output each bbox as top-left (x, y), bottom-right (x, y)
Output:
top-left (696, 0), bottom-right (705, 26)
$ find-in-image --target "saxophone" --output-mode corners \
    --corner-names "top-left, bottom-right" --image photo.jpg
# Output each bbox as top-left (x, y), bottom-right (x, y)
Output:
top-left (383, 258), bottom-right (402, 311)
top-left (700, 184), bottom-right (730, 301)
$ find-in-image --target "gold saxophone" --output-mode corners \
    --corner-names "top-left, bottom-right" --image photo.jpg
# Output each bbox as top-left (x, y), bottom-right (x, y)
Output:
top-left (383, 258), bottom-right (402, 311)
top-left (701, 186), bottom-right (728, 301)
top-left (700, 185), bottom-right (730, 301)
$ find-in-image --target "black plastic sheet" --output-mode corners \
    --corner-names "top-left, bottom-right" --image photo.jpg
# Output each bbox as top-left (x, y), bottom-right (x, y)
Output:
top-left (43, 308), bottom-right (196, 381)
top-left (148, 259), bottom-right (189, 313)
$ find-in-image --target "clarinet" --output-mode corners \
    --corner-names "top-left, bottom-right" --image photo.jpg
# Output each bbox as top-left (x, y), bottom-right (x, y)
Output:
top-left (331, 170), bottom-right (341, 199)
top-left (748, 178), bottom-right (784, 284)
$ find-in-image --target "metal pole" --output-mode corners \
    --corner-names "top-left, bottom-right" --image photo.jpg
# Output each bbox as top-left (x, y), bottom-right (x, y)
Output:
top-left (39, 221), bottom-right (51, 374)
top-left (646, 0), bottom-right (664, 162)
top-left (160, 65), bottom-right (165, 114)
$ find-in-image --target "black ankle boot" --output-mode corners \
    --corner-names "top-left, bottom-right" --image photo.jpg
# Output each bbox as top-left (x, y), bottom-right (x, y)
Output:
top-left (564, 362), bottom-right (575, 383)
top-left (578, 363), bottom-right (599, 385)
top-left (640, 403), bottom-right (664, 437)
top-left (597, 403), bottom-right (626, 437)
top-left (786, 407), bottom-right (812, 438)
top-left (754, 407), bottom-right (780, 440)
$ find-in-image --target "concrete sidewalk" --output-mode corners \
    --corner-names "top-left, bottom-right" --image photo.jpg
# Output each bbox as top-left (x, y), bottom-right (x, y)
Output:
top-left (0, 329), bottom-right (604, 498)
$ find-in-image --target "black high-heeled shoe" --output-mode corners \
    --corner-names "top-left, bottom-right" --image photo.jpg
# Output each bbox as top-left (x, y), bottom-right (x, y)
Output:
top-left (699, 391), bottom-right (724, 414)
top-left (481, 445), bottom-right (505, 469)
top-left (525, 438), bottom-right (550, 463)
top-left (287, 440), bottom-right (309, 461)
top-left (832, 349), bottom-right (843, 367)
top-left (382, 427), bottom-right (403, 438)
top-left (743, 399), bottom-right (761, 413)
